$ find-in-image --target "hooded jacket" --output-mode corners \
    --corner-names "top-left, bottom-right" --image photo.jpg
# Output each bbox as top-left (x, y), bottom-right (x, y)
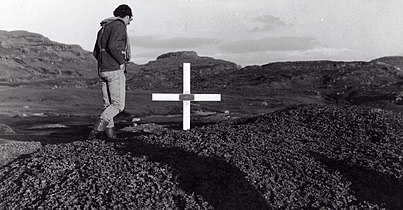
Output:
top-left (93, 17), bottom-right (130, 72)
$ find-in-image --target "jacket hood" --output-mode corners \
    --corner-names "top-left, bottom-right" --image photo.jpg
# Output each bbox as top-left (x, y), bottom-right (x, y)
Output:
top-left (100, 17), bottom-right (122, 27)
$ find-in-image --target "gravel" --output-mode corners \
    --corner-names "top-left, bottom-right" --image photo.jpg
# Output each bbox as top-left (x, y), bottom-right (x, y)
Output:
top-left (1, 104), bottom-right (403, 209)
top-left (0, 140), bottom-right (41, 166)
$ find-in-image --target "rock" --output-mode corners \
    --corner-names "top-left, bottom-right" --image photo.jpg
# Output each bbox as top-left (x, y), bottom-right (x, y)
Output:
top-left (120, 123), bottom-right (165, 134)
top-left (32, 113), bottom-right (46, 117)
top-left (194, 110), bottom-right (216, 116)
top-left (200, 113), bottom-right (232, 122)
top-left (0, 124), bottom-right (16, 134)
top-left (28, 124), bottom-right (68, 129)
top-left (131, 118), bottom-right (141, 126)
top-left (132, 118), bottom-right (141, 122)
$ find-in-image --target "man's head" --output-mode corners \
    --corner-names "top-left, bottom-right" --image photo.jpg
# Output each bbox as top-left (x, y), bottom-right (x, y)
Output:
top-left (113, 4), bottom-right (133, 25)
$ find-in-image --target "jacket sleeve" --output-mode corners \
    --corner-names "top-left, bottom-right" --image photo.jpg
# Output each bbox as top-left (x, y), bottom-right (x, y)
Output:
top-left (93, 36), bottom-right (100, 60)
top-left (107, 22), bottom-right (127, 65)
top-left (93, 28), bottom-right (103, 60)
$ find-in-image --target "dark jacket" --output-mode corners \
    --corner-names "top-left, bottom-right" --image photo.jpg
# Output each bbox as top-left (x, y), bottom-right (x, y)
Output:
top-left (93, 18), bottom-right (128, 72)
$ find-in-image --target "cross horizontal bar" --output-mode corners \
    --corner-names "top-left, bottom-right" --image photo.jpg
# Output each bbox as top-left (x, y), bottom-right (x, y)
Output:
top-left (152, 93), bottom-right (221, 101)
top-left (194, 94), bottom-right (221, 101)
top-left (152, 93), bottom-right (179, 101)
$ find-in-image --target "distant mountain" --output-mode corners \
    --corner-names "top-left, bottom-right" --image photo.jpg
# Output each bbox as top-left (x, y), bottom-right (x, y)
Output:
top-left (0, 30), bottom-right (96, 85)
top-left (126, 51), bottom-right (241, 91)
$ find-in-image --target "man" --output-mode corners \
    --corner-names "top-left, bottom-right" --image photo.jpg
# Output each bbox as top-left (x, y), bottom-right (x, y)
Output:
top-left (89, 4), bottom-right (133, 140)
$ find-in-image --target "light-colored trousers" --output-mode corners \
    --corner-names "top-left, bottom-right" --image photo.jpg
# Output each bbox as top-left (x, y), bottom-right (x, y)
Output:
top-left (99, 69), bottom-right (126, 128)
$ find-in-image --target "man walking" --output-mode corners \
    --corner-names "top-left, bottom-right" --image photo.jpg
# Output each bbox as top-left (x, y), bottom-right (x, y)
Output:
top-left (89, 4), bottom-right (133, 140)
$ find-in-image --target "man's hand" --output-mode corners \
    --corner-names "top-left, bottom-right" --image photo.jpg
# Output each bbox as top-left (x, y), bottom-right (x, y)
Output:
top-left (120, 64), bottom-right (126, 71)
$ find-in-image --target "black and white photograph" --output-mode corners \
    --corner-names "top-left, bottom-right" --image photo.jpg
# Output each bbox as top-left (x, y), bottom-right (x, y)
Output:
top-left (1, 0), bottom-right (403, 209)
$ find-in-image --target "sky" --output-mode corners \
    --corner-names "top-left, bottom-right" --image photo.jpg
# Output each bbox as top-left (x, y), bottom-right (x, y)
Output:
top-left (0, 0), bottom-right (403, 67)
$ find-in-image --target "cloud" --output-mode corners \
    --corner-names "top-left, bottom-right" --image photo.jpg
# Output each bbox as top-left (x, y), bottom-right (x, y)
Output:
top-left (131, 36), bottom-right (222, 49)
top-left (218, 37), bottom-right (322, 54)
top-left (249, 15), bottom-right (288, 32)
top-left (133, 50), bottom-right (163, 59)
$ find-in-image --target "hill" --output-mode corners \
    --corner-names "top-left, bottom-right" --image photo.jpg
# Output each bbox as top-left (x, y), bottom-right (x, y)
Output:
top-left (372, 56), bottom-right (403, 70)
top-left (0, 30), bottom-right (96, 86)
top-left (126, 54), bottom-right (403, 113)
top-left (219, 60), bottom-right (403, 109)
top-left (125, 51), bottom-right (241, 91)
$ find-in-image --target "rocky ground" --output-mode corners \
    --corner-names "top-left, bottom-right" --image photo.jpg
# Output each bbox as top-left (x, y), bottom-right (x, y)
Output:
top-left (0, 139), bottom-right (41, 166)
top-left (1, 104), bottom-right (403, 209)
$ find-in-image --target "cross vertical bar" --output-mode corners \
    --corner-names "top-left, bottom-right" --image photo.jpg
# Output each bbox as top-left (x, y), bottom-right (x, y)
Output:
top-left (183, 63), bottom-right (190, 94)
top-left (183, 63), bottom-right (191, 130)
top-left (183, 101), bottom-right (190, 130)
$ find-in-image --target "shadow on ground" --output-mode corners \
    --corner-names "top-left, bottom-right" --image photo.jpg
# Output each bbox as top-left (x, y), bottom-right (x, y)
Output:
top-left (116, 138), bottom-right (272, 210)
top-left (311, 152), bottom-right (403, 209)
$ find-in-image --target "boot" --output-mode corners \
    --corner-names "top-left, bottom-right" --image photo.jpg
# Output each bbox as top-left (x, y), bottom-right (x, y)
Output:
top-left (88, 118), bottom-right (109, 140)
top-left (105, 127), bottom-right (117, 140)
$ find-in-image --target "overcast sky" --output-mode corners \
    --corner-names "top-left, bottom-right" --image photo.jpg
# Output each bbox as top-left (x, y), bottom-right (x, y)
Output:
top-left (1, 0), bottom-right (403, 66)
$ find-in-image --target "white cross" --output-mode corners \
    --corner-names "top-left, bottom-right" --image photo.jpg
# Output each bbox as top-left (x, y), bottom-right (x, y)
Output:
top-left (152, 63), bottom-right (221, 130)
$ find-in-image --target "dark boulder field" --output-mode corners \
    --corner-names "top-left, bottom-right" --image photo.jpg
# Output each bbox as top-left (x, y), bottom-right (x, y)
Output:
top-left (1, 104), bottom-right (403, 209)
